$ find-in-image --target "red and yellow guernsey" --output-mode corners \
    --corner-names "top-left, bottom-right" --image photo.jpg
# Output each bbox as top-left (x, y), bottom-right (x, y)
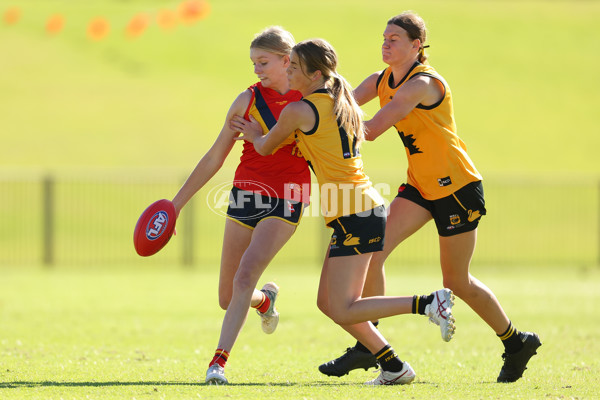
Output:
top-left (234, 82), bottom-right (311, 203)
top-left (377, 62), bottom-right (481, 200)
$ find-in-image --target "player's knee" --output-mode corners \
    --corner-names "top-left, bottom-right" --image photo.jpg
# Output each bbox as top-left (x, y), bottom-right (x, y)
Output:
top-left (328, 310), bottom-right (354, 325)
top-left (326, 303), bottom-right (355, 325)
top-left (442, 276), bottom-right (457, 292)
top-left (218, 295), bottom-right (230, 311)
top-left (442, 276), bottom-right (467, 298)
top-left (316, 295), bottom-right (331, 317)
top-left (369, 253), bottom-right (386, 272)
top-left (232, 271), bottom-right (256, 294)
top-left (217, 286), bottom-right (232, 310)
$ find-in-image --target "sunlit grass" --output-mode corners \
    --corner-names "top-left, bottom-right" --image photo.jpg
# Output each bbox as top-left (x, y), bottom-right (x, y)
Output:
top-left (0, 265), bottom-right (598, 399)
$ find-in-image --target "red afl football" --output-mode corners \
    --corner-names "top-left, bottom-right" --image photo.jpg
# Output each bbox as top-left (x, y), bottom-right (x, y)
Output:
top-left (133, 199), bottom-right (177, 257)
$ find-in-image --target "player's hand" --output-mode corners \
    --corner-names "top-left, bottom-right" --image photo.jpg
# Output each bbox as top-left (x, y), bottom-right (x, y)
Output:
top-left (231, 115), bottom-right (262, 143)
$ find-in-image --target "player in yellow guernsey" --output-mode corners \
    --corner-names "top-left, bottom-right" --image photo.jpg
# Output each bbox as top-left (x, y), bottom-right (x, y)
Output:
top-left (320, 12), bottom-right (541, 384)
top-left (377, 64), bottom-right (481, 200)
top-left (293, 88), bottom-right (382, 224)
top-left (232, 38), bottom-right (455, 386)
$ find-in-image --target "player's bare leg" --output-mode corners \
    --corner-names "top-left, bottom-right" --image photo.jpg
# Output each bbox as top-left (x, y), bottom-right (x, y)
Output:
top-left (439, 230), bottom-right (541, 382)
top-left (439, 230), bottom-right (508, 333)
top-left (319, 252), bottom-right (423, 384)
top-left (319, 198), bottom-right (433, 377)
top-left (215, 218), bottom-right (296, 353)
top-left (217, 219), bottom-right (253, 310)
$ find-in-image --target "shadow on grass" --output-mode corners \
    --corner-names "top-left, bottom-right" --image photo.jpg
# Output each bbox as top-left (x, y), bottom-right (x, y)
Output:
top-left (0, 381), bottom-right (371, 388)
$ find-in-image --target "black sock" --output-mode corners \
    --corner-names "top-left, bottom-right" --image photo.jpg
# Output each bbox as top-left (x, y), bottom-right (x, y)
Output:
top-left (355, 321), bottom-right (379, 353)
top-left (498, 321), bottom-right (523, 354)
top-left (374, 344), bottom-right (403, 372)
top-left (412, 294), bottom-right (434, 315)
top-left (355, 341), bottom-right (370, 353)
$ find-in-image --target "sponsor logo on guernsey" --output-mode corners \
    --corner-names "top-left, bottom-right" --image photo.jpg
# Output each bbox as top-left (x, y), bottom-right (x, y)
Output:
top-left (276, 101), bottom-right (288, 106)
top-left (146, 211), bottom-right (169, 241)
top-left (438, 176), bottom-right (452, 187)
top-left (343, 234), bottom-right (360, 246)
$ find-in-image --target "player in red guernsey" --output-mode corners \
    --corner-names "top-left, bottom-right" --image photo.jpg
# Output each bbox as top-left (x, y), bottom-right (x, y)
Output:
top-left (234, 81), bottom-right (309, 204)
top-left (171, 27), bottom-right (310, 385)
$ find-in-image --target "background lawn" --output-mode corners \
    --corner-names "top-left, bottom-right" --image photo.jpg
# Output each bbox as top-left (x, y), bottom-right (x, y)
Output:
top-left (1, 264), bottom-right (599, 399)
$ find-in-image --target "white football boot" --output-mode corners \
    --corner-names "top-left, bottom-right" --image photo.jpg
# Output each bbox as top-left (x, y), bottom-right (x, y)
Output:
top-left (205, 364), bottom-right (228, 385)
top-left (424, 288), bottom-right (456, 342)
top-left (256, 282), bottom-right (279, 334)
top-left (365, 362), bottom-right (416, 385)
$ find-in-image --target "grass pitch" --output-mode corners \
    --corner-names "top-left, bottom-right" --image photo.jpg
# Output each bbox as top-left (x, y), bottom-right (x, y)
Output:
top-left (1, 264), bottom-right (599, 399)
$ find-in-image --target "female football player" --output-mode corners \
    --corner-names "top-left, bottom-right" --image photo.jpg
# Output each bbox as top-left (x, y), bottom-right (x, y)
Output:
top-left (318, 12), bottom-right (541, 383)
top-left (232, 38), bottom-right (454, 385)
top-left (171, 27), bottom-right (311, 385)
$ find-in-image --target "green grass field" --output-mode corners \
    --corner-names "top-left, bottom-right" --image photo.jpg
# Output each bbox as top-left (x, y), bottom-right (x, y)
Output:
top-left (1, 265), bottom-right (599, 399)
top-left (1, 1), bottom-right (600, 398)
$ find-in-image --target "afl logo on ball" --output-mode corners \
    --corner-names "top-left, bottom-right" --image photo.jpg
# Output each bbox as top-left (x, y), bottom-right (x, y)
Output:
top-left (146, 211), bottom-right (169, 241)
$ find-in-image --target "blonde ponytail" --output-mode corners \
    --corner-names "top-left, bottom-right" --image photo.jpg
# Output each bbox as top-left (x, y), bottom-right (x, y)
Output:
top-left (293, 39), bottom-right (365, 145)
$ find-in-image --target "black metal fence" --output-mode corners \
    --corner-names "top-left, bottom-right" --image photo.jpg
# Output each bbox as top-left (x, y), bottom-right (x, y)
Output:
top-left (1, 170), bottom-right (598, 268)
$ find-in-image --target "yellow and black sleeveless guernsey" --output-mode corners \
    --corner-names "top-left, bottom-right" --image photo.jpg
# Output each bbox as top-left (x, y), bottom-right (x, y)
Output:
top-left (377, 62), bottom-right (482, 200)
top-left (295, 89), bottom-right (384, 225)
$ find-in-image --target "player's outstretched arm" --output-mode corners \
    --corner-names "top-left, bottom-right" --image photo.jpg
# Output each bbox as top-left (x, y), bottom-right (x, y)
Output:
top-left (353, 72), bottom-right (381, 107)
top-left (172, 90), bottom-right (252, 215)
top-left (364, 75), bottom-right (440, 141)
